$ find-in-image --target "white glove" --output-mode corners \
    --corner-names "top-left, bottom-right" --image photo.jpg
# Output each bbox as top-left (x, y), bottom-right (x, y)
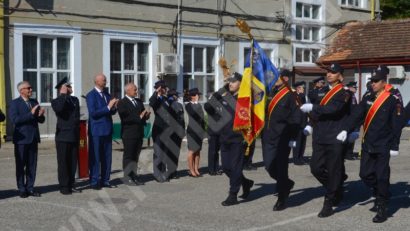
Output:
top-left (390, 150), bottom-right (399, 156)
top-left (303, 125), bottom-right (312, 136)
top-left (347, 132), bottom-right (360, 143)
top-left (300, 103), bottom-right (313, 113)
top-left (288, 140), bottom-right (297, 148)
top-left (336, 130), bottom-right (347, 142)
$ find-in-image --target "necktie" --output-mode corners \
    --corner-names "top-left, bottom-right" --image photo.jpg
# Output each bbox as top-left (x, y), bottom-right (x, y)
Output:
top-left (132, 98), bottom-right (138, 107)
top-left (25, 100), bottom-right (32, 110)
top-left (100, 92), bottom-right (107, 103)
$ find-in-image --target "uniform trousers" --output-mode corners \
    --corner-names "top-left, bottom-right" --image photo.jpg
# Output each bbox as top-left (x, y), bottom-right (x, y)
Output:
top-left (360, 151), bottom-right (390, 201)
top-left (221, 142), bottom-right (247, 194)
top-left (310, 143), bottom-right (344, 200)
top-left (56, 141), bottom-right (78, 191)
top-left (292, 129), bottom-right (306, 162)
top-left (207, 135), bottom-right (221, 173)
top-left (262, 132), bottom-right (292, 195)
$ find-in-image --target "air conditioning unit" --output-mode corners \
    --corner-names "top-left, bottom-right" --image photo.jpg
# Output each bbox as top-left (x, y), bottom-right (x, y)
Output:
top-left (157, 53), bottom-right (179, 74)
top-left (389, 66), bottom-right (406, 79)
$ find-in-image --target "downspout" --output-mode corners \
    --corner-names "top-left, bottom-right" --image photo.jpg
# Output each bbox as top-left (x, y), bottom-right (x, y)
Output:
top-left (357, 61), bottom-right (362, 101)
top-left (0, 0), bottom-right (6, 142)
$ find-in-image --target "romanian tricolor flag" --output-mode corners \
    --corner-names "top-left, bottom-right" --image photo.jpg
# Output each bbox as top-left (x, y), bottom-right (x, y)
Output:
top-left (233, 40), bottom-right (280, 146)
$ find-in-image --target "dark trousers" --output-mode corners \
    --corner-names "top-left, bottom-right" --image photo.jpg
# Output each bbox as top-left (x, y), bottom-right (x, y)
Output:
top-left (89, 135), bottom-right (112, 186)
top-left (221, 142), bottom-right (247, 194)
top-left (153, 136), bottom-right (168, 181)
top-left (360, 151), bottom-right (390, 200)
top-left (14, 142), bottom-right (38, 193)
top-left (262, 133), bottom-right (292, 195)
top-left (122, 138), bottom-right (143, 179)
top-left (310, 143), bottom-right (344, 200)
top-left (244, 141), bottom-right (256, 166)
top-left (56, 141), bottom-right (78, 191)
top-left (343, 142), bottom-right (355, 158)
top-left (208, 135), bottom-right (220, 173)
top-left (292, 129), bottom-right (306, 161)
top-left (167, 133), bottom-right (182, 176)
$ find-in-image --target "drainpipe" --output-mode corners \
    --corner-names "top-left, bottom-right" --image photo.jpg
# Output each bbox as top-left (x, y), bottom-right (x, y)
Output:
top-left (0, 0), bottom-right (6, 142)
top-left (371, 0), bottom-right (375, 20)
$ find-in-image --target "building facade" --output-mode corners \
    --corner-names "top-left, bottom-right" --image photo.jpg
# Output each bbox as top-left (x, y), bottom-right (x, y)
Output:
top-left (4, 0), bottom-right (373, 136)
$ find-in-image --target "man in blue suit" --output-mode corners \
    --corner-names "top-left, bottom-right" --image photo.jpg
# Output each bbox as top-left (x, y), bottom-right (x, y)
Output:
top-left (9, 81), bottom-right (45, 198)
top-left (86, 74), bottom-right (118, 189)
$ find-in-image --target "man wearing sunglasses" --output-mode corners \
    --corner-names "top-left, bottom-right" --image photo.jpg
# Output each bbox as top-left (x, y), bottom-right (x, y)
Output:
top-left (9, 81), bottom-right (45, 198)
top-left (341, 71), bottom-right (403, 223)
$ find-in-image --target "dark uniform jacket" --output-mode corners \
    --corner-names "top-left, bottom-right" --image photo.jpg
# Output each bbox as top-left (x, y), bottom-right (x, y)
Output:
top-left (219, 92), bottom-right (243, 144)
top-left (296, 92), bottom-right (308, 129)
top-left (149, 92), bottom-right (174, 140)
top-left (308, 86), bottom-right (329, 104)
top-left (51, 94), bottom-right (80, 143)
top-left (204, 85), bottom-right (228, 135)
top-left (347, 91), bottom-right (403, 153)
top-left (117, 97), bottom-right (146, 140)
top-left (168, 98), bottom-right (185, 138)
top-left (264, 86), bottom-right (301, 141)
top-left (310, 86), bottom-right (351, 144)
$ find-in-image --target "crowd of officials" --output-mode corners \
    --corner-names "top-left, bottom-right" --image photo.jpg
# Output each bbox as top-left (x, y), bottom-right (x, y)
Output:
top-left (5, 63), bottom-right (410, 224)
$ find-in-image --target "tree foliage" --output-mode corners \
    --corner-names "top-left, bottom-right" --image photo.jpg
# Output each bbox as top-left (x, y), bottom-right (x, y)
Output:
top-left (380, 0), bottom-right (410, 19)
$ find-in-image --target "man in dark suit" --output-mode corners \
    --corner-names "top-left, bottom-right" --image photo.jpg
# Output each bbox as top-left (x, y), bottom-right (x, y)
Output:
top-left (9, 81), bottom-right (45, 198)
top-left (86, 74), bottom-right (118, 189)
top-left (51, 77), bottom-right (81, 195)
top-left (117, 83), bottom-right (150, 186)
top-left (149, 80), bottom-right (173, 182)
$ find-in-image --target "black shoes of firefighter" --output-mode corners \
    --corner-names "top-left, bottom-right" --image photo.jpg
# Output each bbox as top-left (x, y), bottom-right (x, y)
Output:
top-left (372, 200), bottom-right (388, 223)
top-left (243, 164), bottom-right (257, 171)
top-left (318, 198), bottom-right (334, 218)
top-left (273, 180), bottom-right (295, 211)
top-left (239, 179), bottom-right (254, 199)
top-left (221, 193), bottom-right (239, 206)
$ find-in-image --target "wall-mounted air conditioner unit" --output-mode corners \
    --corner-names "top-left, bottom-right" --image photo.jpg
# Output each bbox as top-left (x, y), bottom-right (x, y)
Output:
top-left (388, 66), bottom-right (406, 79)
top-left (157, 53), bottom-right (179, 74)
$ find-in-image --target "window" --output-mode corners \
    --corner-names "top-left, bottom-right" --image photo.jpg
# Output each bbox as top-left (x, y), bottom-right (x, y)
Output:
top-left (23, 36), bottom-right (71, 103)
top-left (109, 41), bottom-right (149, 102)
top-left (295, 25), bottom-right (321, 42)
top-left (295, 47), bottom-right (321, 64)
top-left (341, 0), bottom-right (361, 8)
top-left (183, 45), bottom-right (216, 99)
top-left (296, 2), bottom-right (321, 20)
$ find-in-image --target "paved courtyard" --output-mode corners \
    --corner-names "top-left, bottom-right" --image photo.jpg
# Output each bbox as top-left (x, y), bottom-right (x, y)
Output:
top-left (0, 129), bottom-right (409, 230)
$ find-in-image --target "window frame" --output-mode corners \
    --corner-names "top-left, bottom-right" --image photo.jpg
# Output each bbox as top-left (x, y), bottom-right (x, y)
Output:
top-left (294, 1), bottom-right (322, 21)
top-left (179, 37), bottom-right (220, 100)
top-left (238, 41), bottom-right (279, 74)
top-left (14, 24), bottom-right (82, 105)
top-left (339, 0), bottom-right (365, 9)
top-left (103, 30), bottom-right (158, 103)
top-left (293, 44), bottom-right (322, 65)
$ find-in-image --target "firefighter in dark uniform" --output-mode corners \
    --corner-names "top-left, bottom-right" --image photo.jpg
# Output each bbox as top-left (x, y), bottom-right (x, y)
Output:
top-left (300, 63), bottom-right (351, 217)
top-left (375, 65), bottom-right (404, 156)
top-left (219, 73), bottom-right (254, 206)
top-left (292, 81), bottom-right (307, 165)
top-left (167, 89), bottom-right (185, 179)
top-left (308, 76), bottom-right (328, 104)
top-left (204, 83), bottom-right (229, 175)
top-left (262, 69), bottom-right (301, 211)
top-left (342, 71), bottom-right (403, 223)
top-left (51, 77), bottom-right (81, 195)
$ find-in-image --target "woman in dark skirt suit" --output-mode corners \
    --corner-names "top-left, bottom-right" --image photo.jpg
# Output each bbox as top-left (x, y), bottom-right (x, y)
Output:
top-left (185, 88), bottom-right (206, 177)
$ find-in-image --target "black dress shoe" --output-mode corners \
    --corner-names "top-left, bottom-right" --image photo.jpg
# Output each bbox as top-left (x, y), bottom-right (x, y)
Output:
top-left (71, 187), bottom-right (82, 193)
top-left (318, 198), bottom-right (334, 218)
top-left (216, 170), bottom-right (223, 175)
top-left (372, 200), bottom-right (387, 223)
top-left (132, 178), bottom-right (145, 185)
top-left (60, 189), bottom-right (72, 195)
top-left (273, 199), bottom-right (286, 211)
top-left (28, 191), bottom-right (41, 197)
top-left (208, 171), bottom-right (217, 176)
top-left (90, 185), bottom-right (101, 190)
top-left (19, 191), bottom-right (28, 198)
top-left (239, 179), bottom-right (254, 199)
top-left (221, 193), bottom-right (238, 206)
top-left (102, 183), bottom-right (116, 188)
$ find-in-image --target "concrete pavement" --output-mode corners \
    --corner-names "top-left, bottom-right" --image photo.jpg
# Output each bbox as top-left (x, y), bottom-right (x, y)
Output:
top-left (0, 129), bottom-right (409, 230)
